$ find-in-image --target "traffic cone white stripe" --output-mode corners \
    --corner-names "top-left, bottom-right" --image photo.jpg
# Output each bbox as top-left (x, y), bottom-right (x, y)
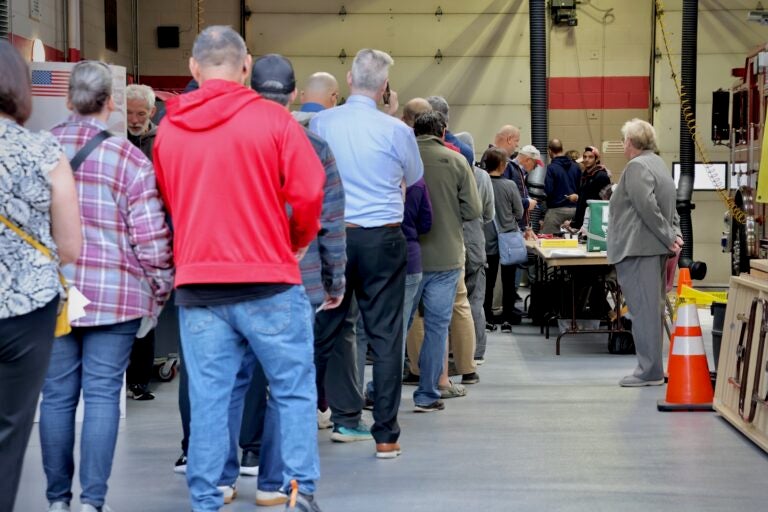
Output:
top-left (670, 335), bottom-right (707, 356)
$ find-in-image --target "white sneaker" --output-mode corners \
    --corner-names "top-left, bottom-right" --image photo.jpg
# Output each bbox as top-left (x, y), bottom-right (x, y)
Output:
top-left (255, 489), bottom-right (288, 506)
top-left (80, 505), bottom-right (113, 512)
top-left (217, 484), bottom-right (237, 504)
top-left (48, 502), bottom-right (70, 512)
top-left (317, 408), bottom-right (332, 429)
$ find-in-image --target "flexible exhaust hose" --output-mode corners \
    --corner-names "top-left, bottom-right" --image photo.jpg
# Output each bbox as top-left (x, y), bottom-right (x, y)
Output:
top-left (677, 0), bottom-right (697, 263)
top-left (529, 0), bottom-right (548, 161)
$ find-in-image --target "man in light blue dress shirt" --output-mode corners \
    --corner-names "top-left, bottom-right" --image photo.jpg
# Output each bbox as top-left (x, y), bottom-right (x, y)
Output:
top-left (310, 48), bottom-right (423, 459)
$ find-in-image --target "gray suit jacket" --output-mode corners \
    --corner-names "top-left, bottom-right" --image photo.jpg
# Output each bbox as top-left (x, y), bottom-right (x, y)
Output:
top-left (607, 151), bottom-right (679, 265)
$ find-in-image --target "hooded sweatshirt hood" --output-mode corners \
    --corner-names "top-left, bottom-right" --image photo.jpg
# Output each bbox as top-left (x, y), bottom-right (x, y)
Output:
top-left (292, 110), bottom-right (317, 128)
top-left (164, 79), bottom-right (261, 132)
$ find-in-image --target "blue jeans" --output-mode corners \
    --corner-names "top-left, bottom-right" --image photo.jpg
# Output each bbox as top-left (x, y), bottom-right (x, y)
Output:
top-left (40, 319), bottom-right (140, 508)
top-left (413, 270), bottom-right (461, 406)
top-left (180, 286), bottom-right (318, 512)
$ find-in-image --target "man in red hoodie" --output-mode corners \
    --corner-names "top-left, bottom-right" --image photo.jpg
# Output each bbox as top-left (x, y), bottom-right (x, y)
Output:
top-left (153, 26), bottom-right (326, 512)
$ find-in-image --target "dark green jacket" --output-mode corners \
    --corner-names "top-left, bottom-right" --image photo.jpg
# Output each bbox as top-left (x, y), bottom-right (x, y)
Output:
top-left (417, 135), bottom-right (482, 272)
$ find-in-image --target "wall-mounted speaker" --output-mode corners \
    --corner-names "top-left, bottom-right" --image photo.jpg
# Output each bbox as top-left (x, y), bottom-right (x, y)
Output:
top-left (711, 89), bottom-right (730, 143)
top-left (157, 26), bottom-right (180, 49)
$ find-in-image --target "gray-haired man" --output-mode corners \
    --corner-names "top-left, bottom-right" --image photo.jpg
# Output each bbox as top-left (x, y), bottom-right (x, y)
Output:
top-left (310, 49), bottom-right (423, 459)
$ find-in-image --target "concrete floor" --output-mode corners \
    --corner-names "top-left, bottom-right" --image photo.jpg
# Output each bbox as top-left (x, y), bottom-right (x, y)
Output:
top-left (15, 312), bottom-right (768, 512)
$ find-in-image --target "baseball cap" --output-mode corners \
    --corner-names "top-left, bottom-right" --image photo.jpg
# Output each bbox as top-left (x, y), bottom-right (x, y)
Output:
top-left (251, 54), bottom-right (296, 94)
top-left (518, 144), bottom-right (541, 160)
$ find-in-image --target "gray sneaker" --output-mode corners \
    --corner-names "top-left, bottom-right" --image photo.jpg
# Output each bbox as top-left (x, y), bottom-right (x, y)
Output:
top-left (619, 375), bottom-right (665, 387)
top-left (47, 502), bottom-right (70, 512)
top-left (285, 481), bottom-right (322, 512)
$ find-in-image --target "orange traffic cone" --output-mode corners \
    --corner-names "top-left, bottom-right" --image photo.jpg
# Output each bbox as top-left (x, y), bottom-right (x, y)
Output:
top-left (658, 303), bottom-right (714, 411)
top-left (676, 267), bottom-right (692, 296)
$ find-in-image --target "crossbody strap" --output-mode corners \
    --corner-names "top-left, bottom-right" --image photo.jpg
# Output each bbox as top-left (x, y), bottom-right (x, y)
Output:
top-left (0, 214), bottom-right (67, 290)
top-left (0, 214), bottom-right (52, 258)
top-left (70, 130), bottom-right (112, 172)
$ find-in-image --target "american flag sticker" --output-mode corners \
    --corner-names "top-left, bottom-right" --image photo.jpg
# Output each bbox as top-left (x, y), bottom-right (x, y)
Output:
top-left (31, 70), bottom-right (70, 97)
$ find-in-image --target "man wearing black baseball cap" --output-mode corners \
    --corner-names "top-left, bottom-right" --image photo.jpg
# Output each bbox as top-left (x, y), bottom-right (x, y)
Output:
top-left (230, 53), bottom-right (346, 510)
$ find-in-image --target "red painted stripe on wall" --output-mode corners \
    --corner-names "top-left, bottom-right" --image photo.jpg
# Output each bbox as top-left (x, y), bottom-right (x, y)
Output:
top-left (548, 76), bottom-right (649, 110)
top-left (9, 33), bottom-right (66, 62)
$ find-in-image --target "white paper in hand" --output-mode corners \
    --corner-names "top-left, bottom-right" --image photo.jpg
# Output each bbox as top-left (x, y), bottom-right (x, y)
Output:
top-left (67, 285), bottom-right (91, 321)
top-left (136, 316), bottom-right (156, 338)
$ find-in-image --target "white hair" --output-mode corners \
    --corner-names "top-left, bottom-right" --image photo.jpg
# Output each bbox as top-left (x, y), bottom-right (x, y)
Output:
top-left (350, 49), bottom-right (393, 93)
top-left (126, 84), bottom-right (156, 110)
top-left (621, 118), bottom-right (657, 151)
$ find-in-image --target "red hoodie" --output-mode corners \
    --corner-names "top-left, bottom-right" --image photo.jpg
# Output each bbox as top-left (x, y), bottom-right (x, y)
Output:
top-left (153, 79), bottom-right (325, 287)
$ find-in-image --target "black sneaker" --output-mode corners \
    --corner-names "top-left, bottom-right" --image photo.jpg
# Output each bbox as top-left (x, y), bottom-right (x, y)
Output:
top-left (363, 392), bottom-right (374, 411)
top-left (173, 453), bottom-right (187, 474)
top-left (402, 370), bottom-right (420, 385)
top-left (500, 322), bottom-right (513, 333)
top-left (128, 384), bottom-right (155, 401)
top-left (285, 480), bottom-right (323, 511)
top-left (414, 400), bottom-right (445, 413)
top-left (240, 450), bottom-right (259, 476)
top-left (486, 322), bottom-right (498, 332)
top-left (462, 372), bottom-right (480, 385)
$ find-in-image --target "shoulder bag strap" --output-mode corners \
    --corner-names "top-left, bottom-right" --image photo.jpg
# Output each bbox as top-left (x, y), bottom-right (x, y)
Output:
top-left (70, 130), bottom-right (112, 172)
top-left (0, 214), bottom-right (67, 289)
top-left (0, 214), bottom-right (52, 258)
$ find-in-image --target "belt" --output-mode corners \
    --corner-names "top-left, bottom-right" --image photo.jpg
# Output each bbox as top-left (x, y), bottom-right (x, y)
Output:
top-left (345, 222), bottom-right (401, 229)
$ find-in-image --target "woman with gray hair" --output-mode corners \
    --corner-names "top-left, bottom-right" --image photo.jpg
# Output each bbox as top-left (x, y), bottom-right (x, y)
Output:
top-left (607, 118), bottom-right (682, 387)
top-left (41, 60), bottom-right (174, 512)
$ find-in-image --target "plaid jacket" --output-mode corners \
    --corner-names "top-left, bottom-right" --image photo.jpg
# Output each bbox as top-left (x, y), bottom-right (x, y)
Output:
top-left (51, 115), bottom-right (173, 326)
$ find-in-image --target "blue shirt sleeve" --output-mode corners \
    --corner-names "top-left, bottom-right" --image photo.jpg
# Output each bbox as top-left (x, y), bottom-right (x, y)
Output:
top-left (393, 124), bottom-right (424, 187)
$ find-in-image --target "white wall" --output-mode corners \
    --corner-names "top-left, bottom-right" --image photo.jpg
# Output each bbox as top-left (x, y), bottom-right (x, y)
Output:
top-left (10, 0), bottom-right (66, 57)
top-left (138, 0), bottom-right (240, 78)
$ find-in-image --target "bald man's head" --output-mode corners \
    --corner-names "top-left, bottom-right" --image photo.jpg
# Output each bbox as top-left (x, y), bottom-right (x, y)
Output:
top-left (548, 138), bottom-right (564, 156)
top-left (300, 72), bottom-right (339, 109)
top-left (402, 97), bottom-right (432, 127)
top-left (494, 125), bottom-right (521, 154)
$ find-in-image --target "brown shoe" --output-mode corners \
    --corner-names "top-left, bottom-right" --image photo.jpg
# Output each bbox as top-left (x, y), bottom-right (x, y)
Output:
top-left (375, 442), bottom-right (401, 459)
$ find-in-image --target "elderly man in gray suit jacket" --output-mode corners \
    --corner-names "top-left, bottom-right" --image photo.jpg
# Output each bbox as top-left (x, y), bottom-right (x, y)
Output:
top-left (607, 118), bottom-right (683, 387)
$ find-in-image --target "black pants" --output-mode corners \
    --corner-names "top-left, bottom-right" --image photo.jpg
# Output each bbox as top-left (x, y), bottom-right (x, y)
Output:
top-left (239, 359), bottom-right (267, 457)
top-left (484, 253), bottom-right (518, 323)
top-left (127, 329), bottom-right (155, 387)
top-left (0, 298), bottom-right (57, 512)
top-left (314, 226), bottom-right (406, 444)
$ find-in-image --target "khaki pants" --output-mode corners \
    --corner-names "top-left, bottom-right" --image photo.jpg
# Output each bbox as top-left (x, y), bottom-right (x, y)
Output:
top-left (407, 272), bottom-right (477, 376)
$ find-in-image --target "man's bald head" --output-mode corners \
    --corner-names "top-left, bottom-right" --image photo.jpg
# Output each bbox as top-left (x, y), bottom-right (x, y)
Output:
top-left (494, 125), bottom-right (521, 154)
top-left (402, 97), bottom-right (432, 127)
top-left (300, 72), bottom-right (339, 109)
top-left (548, 138), bottom-right (564, 156)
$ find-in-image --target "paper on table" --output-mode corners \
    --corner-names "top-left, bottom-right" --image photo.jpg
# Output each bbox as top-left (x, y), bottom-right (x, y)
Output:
top-left (548, 249), bottom-right (587, 258)
top-left (67, 285), bottom-right (91, 321)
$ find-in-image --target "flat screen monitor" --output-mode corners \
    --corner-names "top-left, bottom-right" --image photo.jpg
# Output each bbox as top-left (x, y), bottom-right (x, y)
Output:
top-left (672, 162), bottom-right (728, 190)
